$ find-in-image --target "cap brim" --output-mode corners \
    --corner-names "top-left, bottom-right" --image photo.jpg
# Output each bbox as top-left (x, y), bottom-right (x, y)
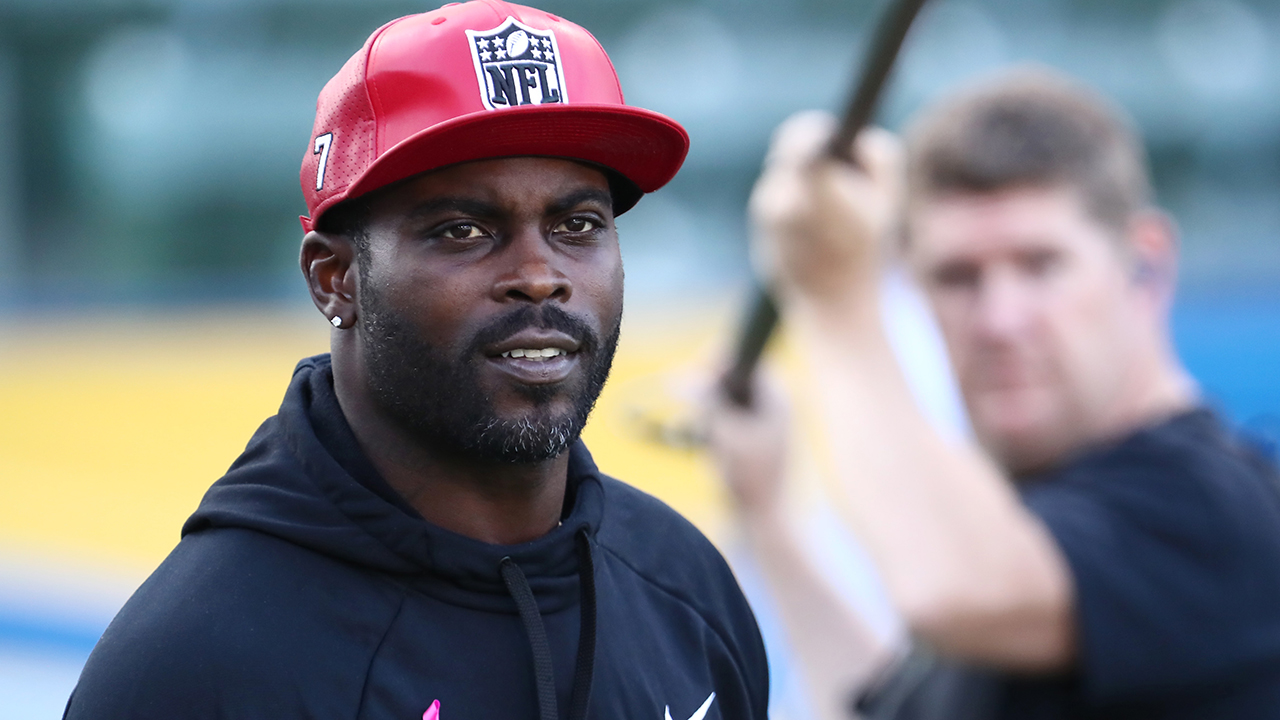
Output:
top-left (343, 104), bottom-right (688, 216)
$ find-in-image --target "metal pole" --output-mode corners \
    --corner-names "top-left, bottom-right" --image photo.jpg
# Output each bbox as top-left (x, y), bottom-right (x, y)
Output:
top-left (720, 0), bottom-right (930, 407)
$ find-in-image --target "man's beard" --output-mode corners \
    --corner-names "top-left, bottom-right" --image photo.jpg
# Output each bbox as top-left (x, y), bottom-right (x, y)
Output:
top-left (358, 285), bottom-right (620, 464)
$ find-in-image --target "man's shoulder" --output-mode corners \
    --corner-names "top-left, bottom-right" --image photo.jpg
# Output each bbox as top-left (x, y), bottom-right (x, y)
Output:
top-left (592, 474), bottom-right (755, 618)
top-left (1117, 408), bottom-right (1274, 471)
top-left (590, 474), bottom-right (769, 706)
top-left (145, 524), bottom-right (402, 610)
top-left (593, 474), bottom-right (724, 570)
top-left (1023, 409), bottom-right (1280, 562)
top-left (66, 527), bottom-right (403, 719)
top-left (1031, 409), bottom-right (1279, 504)
top-left (1017, 411), bottom-right (1280, 712)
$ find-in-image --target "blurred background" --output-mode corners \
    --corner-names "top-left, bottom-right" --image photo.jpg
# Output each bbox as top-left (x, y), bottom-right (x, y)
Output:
top-left (1, 0), bottom-right (1277, 717)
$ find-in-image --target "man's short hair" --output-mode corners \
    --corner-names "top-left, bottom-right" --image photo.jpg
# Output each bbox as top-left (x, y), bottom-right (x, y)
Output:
top-left (316, 197), bottom-right (371, 248)
top-left (905, 67), bottom-right (1153, 233)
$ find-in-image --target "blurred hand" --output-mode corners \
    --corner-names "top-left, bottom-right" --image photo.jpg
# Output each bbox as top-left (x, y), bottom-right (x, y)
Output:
top-left (704, 368), bottom-right (792, 515)
top-left (749, 111), bottom-right (906, 306)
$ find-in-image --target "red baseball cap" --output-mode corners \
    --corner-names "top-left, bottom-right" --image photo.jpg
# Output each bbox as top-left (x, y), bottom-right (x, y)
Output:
top-left (299, 0), bottom-right (690, 232)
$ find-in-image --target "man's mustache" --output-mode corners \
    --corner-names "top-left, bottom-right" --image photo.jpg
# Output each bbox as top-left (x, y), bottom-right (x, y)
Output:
top-left (469, 304), bottom-right (600, 356)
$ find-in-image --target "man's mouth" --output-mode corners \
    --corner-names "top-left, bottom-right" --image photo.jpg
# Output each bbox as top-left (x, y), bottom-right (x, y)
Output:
top-left (487, 328), bottom-right (582, 359)
top-left (484, 330), bottom-right (584, 386)
top-left (499, 347), bottom-right (569, 360)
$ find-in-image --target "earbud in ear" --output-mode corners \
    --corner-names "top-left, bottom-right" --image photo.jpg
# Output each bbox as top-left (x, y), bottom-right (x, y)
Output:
top-left (1133, 258), bottom-right (1158, 284)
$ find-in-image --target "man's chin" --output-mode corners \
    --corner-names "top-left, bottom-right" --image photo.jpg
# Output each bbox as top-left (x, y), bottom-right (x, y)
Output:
top-left (466, 411), bottom-right (583, 464)
top-left (971, 398), bottom-right (1073, 475)
top-left (983, 433), bottom-right (1060, 478)
top-left (488, 383), bottom-right (582, 417)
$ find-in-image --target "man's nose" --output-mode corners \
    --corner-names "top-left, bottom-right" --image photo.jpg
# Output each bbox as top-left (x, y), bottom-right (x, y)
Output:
top-left (490, 228), bottom-right (572, 304)
top-left (974, 268), bottom-right (1034, 340)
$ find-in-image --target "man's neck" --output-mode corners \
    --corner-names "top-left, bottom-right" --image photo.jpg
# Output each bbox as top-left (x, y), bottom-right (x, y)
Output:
top-left (1004, 343), bottom-right (1198, 479)
top-left (379, 448), bottom-right (570, 546)
top-left (334, 373), bottom-right (569, 546)
top-left (1111, 332), bottom-right (1199, 439)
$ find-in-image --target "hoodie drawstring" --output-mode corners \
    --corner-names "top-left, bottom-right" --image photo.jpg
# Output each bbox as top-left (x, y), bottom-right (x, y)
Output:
top-left (499, 529), bottom-right (597, 720)
top-left (569, 530), bottom-right (596, 720)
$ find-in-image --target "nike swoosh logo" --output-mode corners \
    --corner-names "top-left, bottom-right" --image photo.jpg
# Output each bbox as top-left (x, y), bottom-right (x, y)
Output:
top-left (664, 691), bottom-right (716, 720)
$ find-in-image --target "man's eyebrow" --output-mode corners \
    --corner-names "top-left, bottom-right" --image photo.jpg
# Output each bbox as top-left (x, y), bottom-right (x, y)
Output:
top-left (405, 197), bottom-right (502, 221)
top-left (546, 188), bottom-right (614, 216)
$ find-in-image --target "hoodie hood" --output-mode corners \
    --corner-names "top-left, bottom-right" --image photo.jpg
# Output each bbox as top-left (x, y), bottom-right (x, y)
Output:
top-left (183, 354), bottom-right (606, 612)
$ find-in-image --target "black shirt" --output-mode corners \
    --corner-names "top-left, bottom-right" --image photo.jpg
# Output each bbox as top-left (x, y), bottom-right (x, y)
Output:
top-left (862, 409), bottom-right (1280, 719)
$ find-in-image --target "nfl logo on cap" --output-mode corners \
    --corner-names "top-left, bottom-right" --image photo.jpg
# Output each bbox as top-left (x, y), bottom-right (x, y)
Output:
top-left (467, 17), bottom-right (567, 110)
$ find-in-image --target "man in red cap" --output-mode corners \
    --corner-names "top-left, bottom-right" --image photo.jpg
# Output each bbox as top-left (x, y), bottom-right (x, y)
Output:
top-left (63, 3), bottom-right (768, 719)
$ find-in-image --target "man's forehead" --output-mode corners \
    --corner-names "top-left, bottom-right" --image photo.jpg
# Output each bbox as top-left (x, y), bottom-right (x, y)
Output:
top-left (909, 185), bottom-right (1107, 259)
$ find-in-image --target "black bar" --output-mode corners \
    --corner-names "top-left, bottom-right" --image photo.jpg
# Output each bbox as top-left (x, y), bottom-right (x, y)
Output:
top-left (720, 289), bottom-right (780, 407)
top-left (829, 0), bottom-right (931, 161)
top-left (720, 0), bottom-right (929, 407)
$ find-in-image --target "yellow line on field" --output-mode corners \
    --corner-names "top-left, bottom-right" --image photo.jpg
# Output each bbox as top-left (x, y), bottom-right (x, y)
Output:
top-left (0, 305), bottom-right (736, 574)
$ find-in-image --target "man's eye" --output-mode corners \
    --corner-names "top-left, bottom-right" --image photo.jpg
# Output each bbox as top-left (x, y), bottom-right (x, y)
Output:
top-left (933, 263), bottom-right (981, 290)
top-left (554, 217), bottom-right (598, 234)
top-left (1021, 249), bottom-right (1060, 277)
top-left (442, 224), bottom-right (485, 240)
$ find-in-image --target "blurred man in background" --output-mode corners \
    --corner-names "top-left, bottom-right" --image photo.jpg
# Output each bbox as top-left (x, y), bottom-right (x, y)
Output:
top-left (709, 69), bottom-right (1280, 719)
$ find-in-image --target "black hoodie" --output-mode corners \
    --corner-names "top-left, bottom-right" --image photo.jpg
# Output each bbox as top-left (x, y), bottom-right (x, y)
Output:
top-left (65, 355), bottom-right (769, 720)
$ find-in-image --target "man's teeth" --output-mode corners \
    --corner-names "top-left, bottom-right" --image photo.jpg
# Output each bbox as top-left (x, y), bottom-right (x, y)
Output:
top-left (500, 348), bottom-right (567, 359)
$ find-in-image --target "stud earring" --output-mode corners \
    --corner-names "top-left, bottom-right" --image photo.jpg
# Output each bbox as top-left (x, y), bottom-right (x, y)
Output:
top-left (330, 316), bottom-right (343, 328)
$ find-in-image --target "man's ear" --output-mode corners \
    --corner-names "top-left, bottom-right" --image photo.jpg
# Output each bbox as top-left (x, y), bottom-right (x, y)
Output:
top-left (300, 231), bottom-right (358, 329)
top-left (1127, 209), bottom-right (1178, 296)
